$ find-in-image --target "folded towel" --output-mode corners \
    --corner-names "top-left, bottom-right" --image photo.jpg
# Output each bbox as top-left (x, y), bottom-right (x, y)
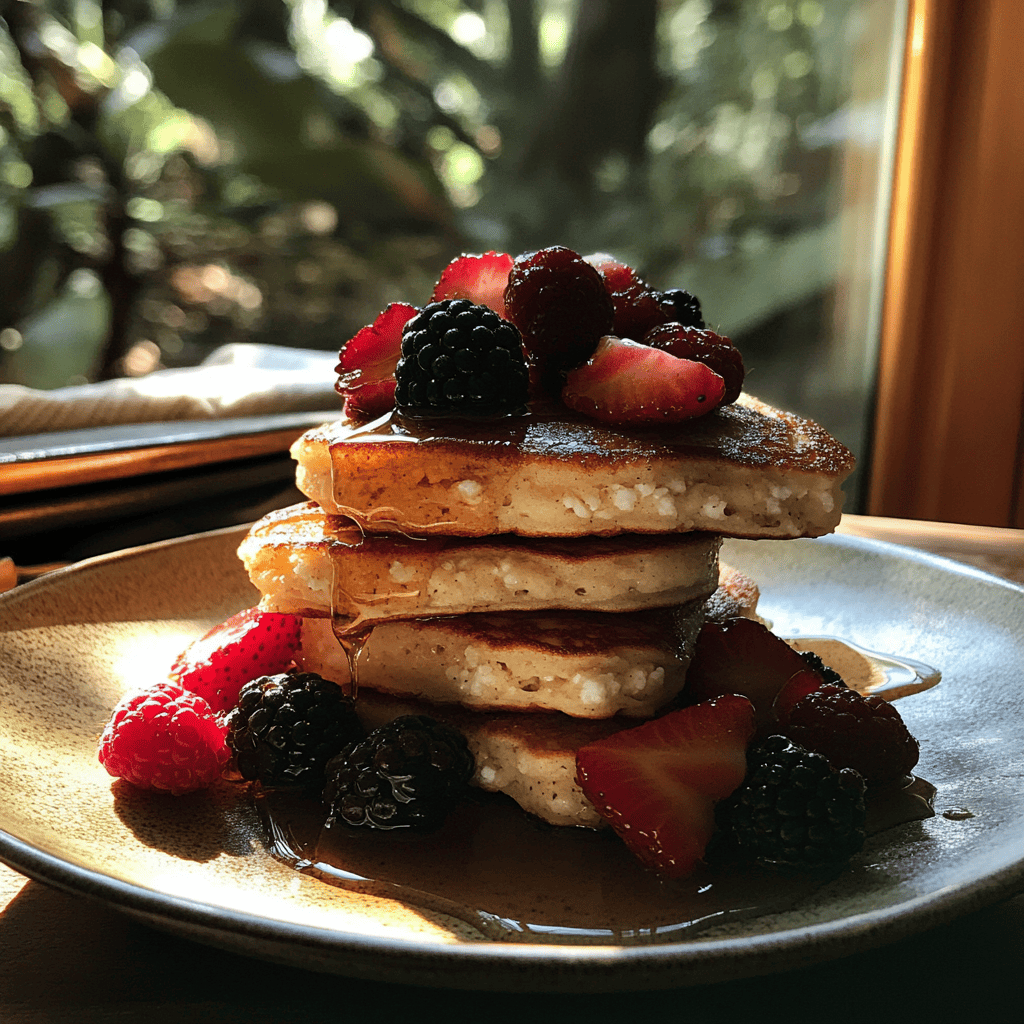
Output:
top-left (0, 344), bottom-right (341, 437)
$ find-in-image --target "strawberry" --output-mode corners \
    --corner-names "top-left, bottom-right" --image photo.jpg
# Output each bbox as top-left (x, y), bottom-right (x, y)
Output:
top-left (576, 694), bottom-right (756, 878)
top-left (335, 302), bottom-right (418, 420)
top-left (431, 251), bottom-right (513, 316)
top-left (643, 323), bottom-right (745, 404)
top-left (170, 608), bottom-right (301, 714)
top-left (684, 618), bottom-right (819, 734)
top-left (561, 335), bottom-right (725, 425)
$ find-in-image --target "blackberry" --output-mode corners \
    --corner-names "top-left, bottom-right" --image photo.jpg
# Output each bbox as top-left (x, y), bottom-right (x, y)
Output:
top-left (657, 288), bottom-right (705, 329)
top-left (719, 735), bottom-right (867, 872)
top-left (799, 649), bottom-right (845, 687)
top-left (323, 715), bottom-right (474, 830)
top-left (226, 671), bottom-right (363, 790)
top-left (394, 299), bottom-right (529, 415)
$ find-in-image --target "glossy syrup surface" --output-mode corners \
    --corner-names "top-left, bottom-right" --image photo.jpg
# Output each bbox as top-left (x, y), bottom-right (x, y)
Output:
top-left (256, 775), bottom-right (936, 945)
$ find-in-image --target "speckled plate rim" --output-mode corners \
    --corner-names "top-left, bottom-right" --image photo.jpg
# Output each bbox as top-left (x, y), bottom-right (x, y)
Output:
top-left (1, 527), bottom-right (1023, 992)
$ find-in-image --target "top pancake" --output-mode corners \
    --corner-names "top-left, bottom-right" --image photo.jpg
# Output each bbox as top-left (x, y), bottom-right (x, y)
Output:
top-left (292, 393), bottom-right (854, 538)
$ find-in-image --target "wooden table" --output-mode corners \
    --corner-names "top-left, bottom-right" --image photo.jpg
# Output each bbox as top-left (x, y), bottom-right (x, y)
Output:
top-left (2, 515), bottom-right (1022, 1023)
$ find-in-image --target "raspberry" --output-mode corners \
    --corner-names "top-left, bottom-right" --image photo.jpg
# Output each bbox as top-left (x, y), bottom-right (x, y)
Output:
top-left (643, 324), bottom-right (745, 404)
top-left (226, 671), bottom-right (363, 790)
top-left (657, 288), bottom-right (705, 329)
top-left (394, 299), bottom-right (529, 415)
top-left (323, 715), bottom-right (474, 831)
top-left (718, 735), bottom-right (867, 872)
top-left (503, 247), bottom-right (614, 392)
top-left (98, 682), bottom-right (229, 795)
top-left (776, 683), bottom-right (920, 785)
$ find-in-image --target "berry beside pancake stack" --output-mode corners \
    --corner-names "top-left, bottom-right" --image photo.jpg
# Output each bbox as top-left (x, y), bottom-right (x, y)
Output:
top-left (239, 247), bottom-right (856, 830)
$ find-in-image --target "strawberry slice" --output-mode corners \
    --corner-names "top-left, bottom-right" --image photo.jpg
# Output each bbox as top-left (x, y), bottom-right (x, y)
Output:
top-left (684, 618), bottom-right (823, 735)
top-left (431, 251), bottom-right (513, 316)
top-left (335, 302), bottom-right (418, 420)
top-left (576, 694), bottom-right (756, 878)
top-left (562, 335), bottom-right (725, 425)
top-left (170, 608), bottom-right (301, 713)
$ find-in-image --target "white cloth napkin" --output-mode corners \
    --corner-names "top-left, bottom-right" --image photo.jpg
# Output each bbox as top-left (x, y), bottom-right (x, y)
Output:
top-left (0, 344), bottom-right (341, 437)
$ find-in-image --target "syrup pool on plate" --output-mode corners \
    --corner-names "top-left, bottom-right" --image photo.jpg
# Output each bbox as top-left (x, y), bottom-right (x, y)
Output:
top-left (254, 641), bottom-right (939, 945)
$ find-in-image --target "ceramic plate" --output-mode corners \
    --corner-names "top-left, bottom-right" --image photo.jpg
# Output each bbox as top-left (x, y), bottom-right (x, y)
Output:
top-left (1, 527), bottom-right (1022, 991)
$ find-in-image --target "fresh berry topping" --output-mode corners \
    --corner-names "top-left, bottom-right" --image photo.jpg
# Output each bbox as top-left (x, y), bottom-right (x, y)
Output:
top-left (226, 671), bottom-right (363, 790)
top-left (718, 734), bottom-right (867, 872)
top-left (503, 246), bottom-right (614, 391)
top-left (657, 288), bottom-right (705, 329)
top-left (775, 683), bottom-right (920, 785)
top-left (323, 715), bottom-right (475, 830)
top-left (575, 694), bottom-right (756, 878)
top-left (394, 298), bottom-right (529, 416)
top-left (585, 253), bottom-right (665, 340)
top-left (98, 682), bottom-right (229, 795)
top-left (683, 618), bottom-right (817, 734)
top-left (335, 302), bottom-right (419, 421)
top-left (431, 251), bottom-right (514, 316)
top-left (643, 324), bottom-right (745, 404)
top-left (170, 608), bottom-right (301, 714)
top-left (562, 335), bottom-right (725, 425)
top-left (771, 667), bottom-right (828, 722)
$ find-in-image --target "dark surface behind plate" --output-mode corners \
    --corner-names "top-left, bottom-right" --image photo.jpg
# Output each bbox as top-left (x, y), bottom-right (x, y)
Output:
top-left (0, 528), bottom-right (1022, 995)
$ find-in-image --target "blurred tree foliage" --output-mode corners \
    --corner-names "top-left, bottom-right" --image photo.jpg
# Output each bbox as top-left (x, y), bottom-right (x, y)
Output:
top-left (0, 0), bottom-right (879, 391)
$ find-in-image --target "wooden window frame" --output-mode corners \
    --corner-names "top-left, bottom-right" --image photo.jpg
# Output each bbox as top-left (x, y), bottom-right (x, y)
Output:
top-left (869, 0), bottom-right (1024, 528)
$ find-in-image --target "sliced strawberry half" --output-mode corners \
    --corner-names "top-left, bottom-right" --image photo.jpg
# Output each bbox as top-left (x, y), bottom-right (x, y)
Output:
top-left (431, 251), bottom-right (513, 316)
top-left (576, 694), bottom-right (756, 878)
top-left (335, 302), bottom-right (418, 420)
top-left (562, 335), bottom-right (725, 425)
top-left (684, 618), bottom-right (821, 735)
top-left (170, 608), bottom-right (302, 714)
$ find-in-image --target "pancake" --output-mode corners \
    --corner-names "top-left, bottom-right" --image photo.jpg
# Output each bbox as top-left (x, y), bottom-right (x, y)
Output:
top-left (240, 501), bottom-right (721, 623)
top-left (291, 394), bottom-right (854, 539)
top-left (298, 600), bottom-right (705, 720)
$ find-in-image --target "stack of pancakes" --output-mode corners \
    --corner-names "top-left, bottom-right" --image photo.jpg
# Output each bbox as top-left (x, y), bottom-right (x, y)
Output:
top-left (240, 392), bottom-right (854, 827)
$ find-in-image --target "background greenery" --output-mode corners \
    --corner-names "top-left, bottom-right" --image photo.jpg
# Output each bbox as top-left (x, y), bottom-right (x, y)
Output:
top-left (0, 0), bottom-right (901, 508)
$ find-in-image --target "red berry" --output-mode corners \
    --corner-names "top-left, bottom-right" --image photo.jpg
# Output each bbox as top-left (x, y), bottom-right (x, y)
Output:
top-left (775, 683), bottom-right (920, 785)
top-left (585, 253), bottom-right (665, 340)
top-left (644, 324), bottom-right (745, 404)
top-left (561, 335), bottom-right (725, 425)
top-left (431, 251), bottom-right (513, 316)
top-left (503, 246), bottom-right (614, 391)
top-left (170, 608), bottom-right (301, 713)
top-left (576, 694), bottom-right (756, 878)
top-left (335, 302), bottom-right (418, 420)
top-left (684, 618), bottom-right (817, 735)
top-left (98, 682), bottom-right (229, 795)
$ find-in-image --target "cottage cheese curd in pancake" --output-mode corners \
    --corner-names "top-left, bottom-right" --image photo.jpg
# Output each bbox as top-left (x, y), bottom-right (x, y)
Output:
top-left (240, 500), bottom-right (721, 622)
top-left (298, 600), bottom-right (704, 720)
top-left (291, 393), bottom-right (854, 539)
